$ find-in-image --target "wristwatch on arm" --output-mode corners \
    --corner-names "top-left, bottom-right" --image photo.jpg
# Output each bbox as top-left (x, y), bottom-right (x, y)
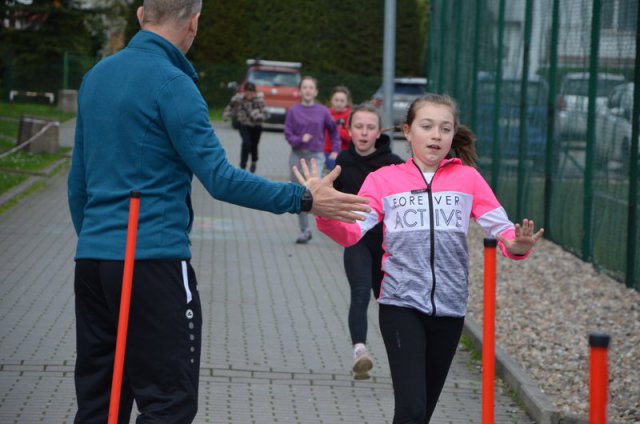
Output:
top-left (300, 188), bottom-right (313, 212)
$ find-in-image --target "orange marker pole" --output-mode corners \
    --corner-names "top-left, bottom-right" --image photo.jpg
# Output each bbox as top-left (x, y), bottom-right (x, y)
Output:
top-left (589, 332), bottom-right (610, 424)
top-left (482, 238), bottom-right (497, 424)
top-left (108, 191), bottom-right (141, 424)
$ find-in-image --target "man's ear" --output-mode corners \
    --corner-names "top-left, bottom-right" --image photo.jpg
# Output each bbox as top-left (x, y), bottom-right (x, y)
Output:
top-left (189, 12), bottom-right (200, 34)
top-left (136, 6), bottom-right (144, 27)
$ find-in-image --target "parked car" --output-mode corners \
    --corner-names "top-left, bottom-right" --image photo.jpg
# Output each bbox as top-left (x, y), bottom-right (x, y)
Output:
top-left (557, 72), bottom-right (626, 140)
top-left (475, 76), bottom-right (549, 165)
top-left (595, 82), bottom-right (638, 172)
top-left (228, 59), bottom-right (302, 124)
top-left (369, 77), bottom-right (427, 126)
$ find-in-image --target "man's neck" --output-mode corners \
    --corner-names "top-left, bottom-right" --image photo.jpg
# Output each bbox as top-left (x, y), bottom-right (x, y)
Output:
top-left (143, 25), bottom-right (186, 53)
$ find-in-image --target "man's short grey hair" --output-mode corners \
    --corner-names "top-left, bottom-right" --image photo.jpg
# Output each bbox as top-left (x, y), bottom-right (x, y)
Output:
top-left (142, 0), bottom-right (202, 25)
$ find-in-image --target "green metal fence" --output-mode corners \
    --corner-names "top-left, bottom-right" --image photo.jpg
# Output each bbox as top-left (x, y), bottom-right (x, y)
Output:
top-left (427, 0), bottom-right (639, 289)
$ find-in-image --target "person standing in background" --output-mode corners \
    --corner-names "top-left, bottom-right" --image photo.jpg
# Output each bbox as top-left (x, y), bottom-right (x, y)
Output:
top-left (323, 85), bottom-right (352, 172)
top-left (223, 81), bottom-right (269, 173)
top-left (284, 76), bottom-right (341, 244)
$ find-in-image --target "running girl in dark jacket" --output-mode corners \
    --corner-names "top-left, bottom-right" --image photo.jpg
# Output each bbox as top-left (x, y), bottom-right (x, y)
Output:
top-left (332, 103), bottom-right (404, 379)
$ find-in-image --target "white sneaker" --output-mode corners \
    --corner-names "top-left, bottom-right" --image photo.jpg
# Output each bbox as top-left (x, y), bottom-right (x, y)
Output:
top-left (295, 229), bottom-right (312, 244)
top-left (352, 345), bottom-right (373, 380)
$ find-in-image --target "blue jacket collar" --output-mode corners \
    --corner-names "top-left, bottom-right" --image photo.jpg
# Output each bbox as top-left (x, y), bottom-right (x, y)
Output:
top-left (128, 30), bottom-right (199, 82)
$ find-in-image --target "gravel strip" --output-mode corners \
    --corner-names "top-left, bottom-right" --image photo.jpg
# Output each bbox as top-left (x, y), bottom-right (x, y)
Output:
top-left (466, 223), bottom-right (640, 423)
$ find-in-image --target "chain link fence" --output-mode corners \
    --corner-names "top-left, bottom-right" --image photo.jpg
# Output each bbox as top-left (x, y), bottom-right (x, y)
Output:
top-left (427, 0), bottom-right (639, 289)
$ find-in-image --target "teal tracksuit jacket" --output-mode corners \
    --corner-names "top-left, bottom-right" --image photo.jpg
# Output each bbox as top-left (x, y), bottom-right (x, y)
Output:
top-left (68, 30), bottom-right (304, 260)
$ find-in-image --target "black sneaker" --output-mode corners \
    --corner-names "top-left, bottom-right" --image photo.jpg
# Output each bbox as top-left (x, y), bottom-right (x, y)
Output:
top-left (249, 163), bottom-right (256, 173)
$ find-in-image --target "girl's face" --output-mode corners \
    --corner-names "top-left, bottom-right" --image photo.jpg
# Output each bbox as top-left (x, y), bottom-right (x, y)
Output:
top-left (330, 92), bottom-right (348, 112)
top-left (349, 111), bottom-right (381, 156)
top-left (300, 79), bottom-right (318, 104)
top-left (403, 102), bottom-right (455, 172)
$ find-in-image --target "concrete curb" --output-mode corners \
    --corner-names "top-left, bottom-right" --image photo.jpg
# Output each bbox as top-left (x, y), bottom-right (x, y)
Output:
top-left (0, 156), bottom-right (69, 208)
top-left (463, 317), bottom-right (588, 424)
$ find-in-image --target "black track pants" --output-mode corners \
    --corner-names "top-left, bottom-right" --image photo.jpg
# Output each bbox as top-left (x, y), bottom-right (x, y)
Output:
top-left (343, 235), bottom-right (385, 344)
top-left (379, 304), bottom-right (464, 424)
top-left (74, 259), bottom-right (202, 424)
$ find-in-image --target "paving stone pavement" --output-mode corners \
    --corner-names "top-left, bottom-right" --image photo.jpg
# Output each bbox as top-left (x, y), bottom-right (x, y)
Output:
top-left (0, 120), bottom-right (534, 423)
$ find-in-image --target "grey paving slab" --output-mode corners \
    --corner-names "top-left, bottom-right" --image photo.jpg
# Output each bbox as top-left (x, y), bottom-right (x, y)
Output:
top-left (0, 121), bottom-right (533, 423)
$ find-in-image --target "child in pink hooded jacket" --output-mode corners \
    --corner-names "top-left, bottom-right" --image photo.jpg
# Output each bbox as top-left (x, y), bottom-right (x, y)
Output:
top-left (295, 93), bottom-right (544, 423)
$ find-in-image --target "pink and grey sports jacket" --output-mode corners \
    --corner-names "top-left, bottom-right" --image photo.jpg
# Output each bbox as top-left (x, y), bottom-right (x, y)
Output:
top-left (317, 158), bottom-right (527, 317)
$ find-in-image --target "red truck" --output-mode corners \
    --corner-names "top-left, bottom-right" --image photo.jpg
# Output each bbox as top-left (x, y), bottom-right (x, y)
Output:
top-left (229, 59), bottom-right (302, 125)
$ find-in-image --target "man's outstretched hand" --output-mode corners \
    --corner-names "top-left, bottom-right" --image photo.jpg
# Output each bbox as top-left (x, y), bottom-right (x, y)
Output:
top-left (292, 158), bottom-right (370, 223)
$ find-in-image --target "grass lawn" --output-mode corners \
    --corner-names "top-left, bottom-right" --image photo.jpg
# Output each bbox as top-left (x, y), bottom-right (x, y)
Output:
top-left (0, 103), bottom-right (221, 199)
top-left (0, 146), bottom-right (71, 173)
top-left (0, 102), bottom-right (76, 124)
top-left (209, 107), bottom-right (224, 122)
top-left (0, 102), bottom-right (76, 196)
top-left (0, 173), bottom-right (28, 194)
top-left (0, 119), bottom-right (18, 140)
top-left (0, 102), bottom-right (75, 143)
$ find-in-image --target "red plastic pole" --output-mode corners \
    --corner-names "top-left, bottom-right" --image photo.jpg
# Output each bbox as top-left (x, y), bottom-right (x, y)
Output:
top-left (108, 191), bottom-right (141, 424)
top-left (589, 332), bottom-right (610, 424)
top-left (482, 238), bottom-right (497, 424)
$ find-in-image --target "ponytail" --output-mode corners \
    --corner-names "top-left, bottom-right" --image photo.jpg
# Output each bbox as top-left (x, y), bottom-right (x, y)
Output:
top-left (448, 124), bottom-right (478, 167)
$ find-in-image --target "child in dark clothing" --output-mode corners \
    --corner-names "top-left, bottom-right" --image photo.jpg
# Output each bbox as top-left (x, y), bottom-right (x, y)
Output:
top-left (332, 103), bottom-right (404, 379)
top-left (223, 82), bottom-right (269, 172)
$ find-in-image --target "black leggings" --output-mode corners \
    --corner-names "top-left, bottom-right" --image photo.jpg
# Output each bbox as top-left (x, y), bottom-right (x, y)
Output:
top-left (379, 305), bottom-right (464, 424)
top-left (238, 124), bottom-right (262, 168)
top-left (343, 235), bottom-right (384, 345)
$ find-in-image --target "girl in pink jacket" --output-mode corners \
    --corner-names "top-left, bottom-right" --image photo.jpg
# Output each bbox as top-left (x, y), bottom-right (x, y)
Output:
top-left (295, 93), bottom-right (544, 423)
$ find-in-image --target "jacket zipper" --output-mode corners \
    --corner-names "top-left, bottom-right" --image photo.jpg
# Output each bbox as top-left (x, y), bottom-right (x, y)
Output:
top-left (426, 180), bottom-right (437, 315)
top-left (412, 160), bottom-right (453, 316)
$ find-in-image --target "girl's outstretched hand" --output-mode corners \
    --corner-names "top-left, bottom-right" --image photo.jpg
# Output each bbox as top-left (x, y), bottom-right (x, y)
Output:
top-left (496, 219), bottom-right (544, 256)
top-left (292, 158), bottom-right (370, 223)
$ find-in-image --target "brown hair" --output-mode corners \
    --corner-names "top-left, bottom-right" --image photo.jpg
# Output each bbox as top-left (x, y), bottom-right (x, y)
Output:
top-left (299, 76), bottom-right (318, 89)
top-left (405, 93), bottom-right (477, 167)
top-left (330, 85), bottom-right (352, 105)
top-left (348, 103), bottom-right (381, 129)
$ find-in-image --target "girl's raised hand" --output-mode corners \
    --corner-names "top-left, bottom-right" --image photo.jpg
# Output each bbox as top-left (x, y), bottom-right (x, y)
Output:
top-left (496, 219), bottom-right (544, 256)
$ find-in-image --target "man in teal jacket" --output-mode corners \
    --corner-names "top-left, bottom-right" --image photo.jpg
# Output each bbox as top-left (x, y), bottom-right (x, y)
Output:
top-left (67, 1), bottom-right (368, 422)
